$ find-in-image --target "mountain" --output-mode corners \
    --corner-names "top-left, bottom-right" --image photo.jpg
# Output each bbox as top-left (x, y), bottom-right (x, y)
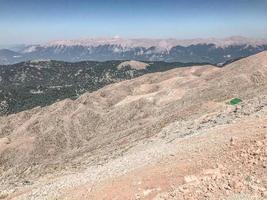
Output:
top-left (0, 59), bottom-right (205, 115)
top-left (1, 36), bottom-right (267, 65)
top-left (0, 51), bottom-right (267, 199)
top-left (0, 49), bottom-right (22, 65)
top-left (0, 44), bottom-right (27, 52)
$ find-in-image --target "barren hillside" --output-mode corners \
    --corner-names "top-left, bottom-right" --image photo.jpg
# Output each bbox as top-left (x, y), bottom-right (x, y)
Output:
top-left (0, 52), bottom-right (267, 200)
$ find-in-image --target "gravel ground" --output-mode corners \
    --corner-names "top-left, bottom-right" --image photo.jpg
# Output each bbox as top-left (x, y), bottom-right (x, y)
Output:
top-left (2, 95), bottom-right (267, 200)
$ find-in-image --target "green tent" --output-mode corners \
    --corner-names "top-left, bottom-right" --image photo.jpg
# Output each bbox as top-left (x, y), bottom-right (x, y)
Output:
top-left (230, 98), bottom-right (242, 105)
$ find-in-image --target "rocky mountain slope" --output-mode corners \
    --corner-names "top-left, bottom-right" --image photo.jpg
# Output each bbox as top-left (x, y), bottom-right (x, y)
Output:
top-left (0, 51), bottom-right (267, 199)
top-left (1, 36), bottom-right (267, 65)
top-left (0, 60), bottom-right (203, 115)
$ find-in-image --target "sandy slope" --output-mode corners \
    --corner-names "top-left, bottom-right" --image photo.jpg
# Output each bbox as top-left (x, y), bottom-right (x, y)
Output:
top-left (0, 51), bottom-right (267, 199)
top-left (63, 115), bottom-right (267, 200)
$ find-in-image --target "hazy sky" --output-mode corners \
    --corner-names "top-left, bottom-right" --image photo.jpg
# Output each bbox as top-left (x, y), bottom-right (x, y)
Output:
top-left (1, 0), bottom-right (267, 44)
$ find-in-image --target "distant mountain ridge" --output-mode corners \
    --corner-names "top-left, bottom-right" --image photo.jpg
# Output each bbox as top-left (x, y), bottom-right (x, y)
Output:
top-left (43, 36), bottom-right (267, 49)
top-left (0, 49), bottom-right (22, 65)
top-left (1, 36), bottom-right (267, 65)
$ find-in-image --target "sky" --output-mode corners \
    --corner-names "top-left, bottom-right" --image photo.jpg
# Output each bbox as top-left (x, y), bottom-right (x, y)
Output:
top-left (0, 0), bottom-right (267, 44)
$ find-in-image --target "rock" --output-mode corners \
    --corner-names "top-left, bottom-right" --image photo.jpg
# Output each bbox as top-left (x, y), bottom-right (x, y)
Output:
top-left (0, 191), bottom-right (9, 199)
top-left (204, 192), bottom-right (211, 198)
top-left (203, 168), bottom-right (222, 180)
top-left (230, 137), bottom-right (237, 146)
top-left (184, 175), bottom-right (199, 184)
top-left (231, 180), bottom-right (243, 191)
top-left (143, 189), bottom-right (153, 197)
top-left (22, 180), bottom-right (31, 185)
top-left (0, 137), bottom-right (10, 145)
top-left (241, 153), bottom-right (249, 158)
top-left (251, 159), bottom-right (258, 165)
top-left (203, 168), bottom-right (221, 175)
top-left (256, 141), bottom-right (263, 147)
top-left (135, 194), bottom-right (141, 200)
top-left (178, 186), bottom-right (190, 194)
top-left (253, 148), bottom-right (261, 155)
top-left (262, 190), bottom-right (267, 197)
top-left (249, 184), bottom-right (260, 192)
top-left (216, 164), bottom-right (225, 170)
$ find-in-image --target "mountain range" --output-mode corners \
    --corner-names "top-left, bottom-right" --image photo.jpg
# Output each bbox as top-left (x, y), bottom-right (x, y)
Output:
top-left (1, 36), bottom-right (267, 65)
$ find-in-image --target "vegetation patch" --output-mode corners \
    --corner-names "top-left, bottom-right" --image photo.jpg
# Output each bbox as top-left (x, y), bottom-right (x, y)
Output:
top-left (0, 60), bottom-right (207, 116)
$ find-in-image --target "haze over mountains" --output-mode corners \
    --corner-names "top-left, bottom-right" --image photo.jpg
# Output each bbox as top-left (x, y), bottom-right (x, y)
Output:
top-left (1, 36), bottom-right (267, 65)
